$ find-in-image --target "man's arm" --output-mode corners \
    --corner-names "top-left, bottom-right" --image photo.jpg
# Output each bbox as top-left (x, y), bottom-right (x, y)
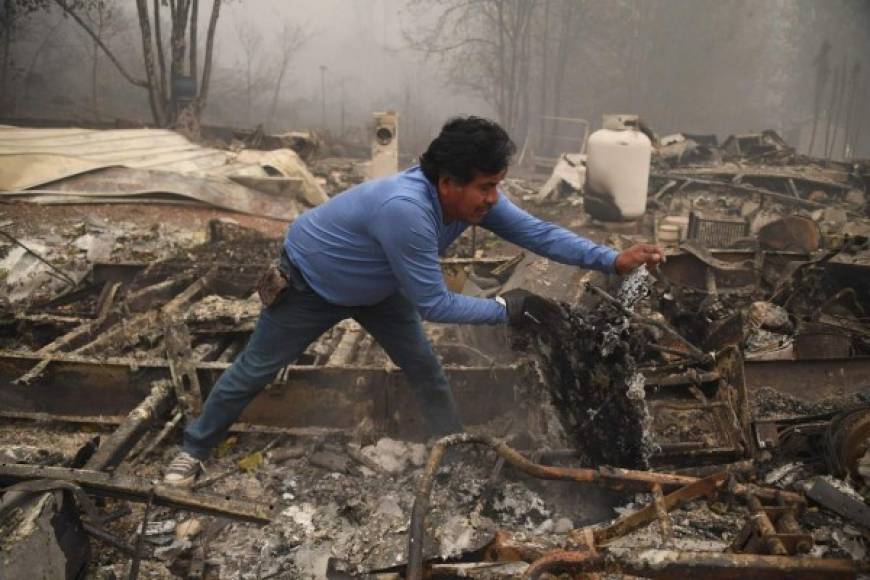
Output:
top-left (480, 194), bottom-right (619, 272)
top-left (371, 198), bottom-right (508, 324)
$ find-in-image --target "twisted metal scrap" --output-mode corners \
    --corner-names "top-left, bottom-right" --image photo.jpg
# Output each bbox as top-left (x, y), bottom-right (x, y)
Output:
top-left (404, 434), bottom-right (804, 580)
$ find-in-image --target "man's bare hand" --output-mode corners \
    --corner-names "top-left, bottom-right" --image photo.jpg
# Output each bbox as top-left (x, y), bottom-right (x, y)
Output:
top-left (614, 243), bottom-right (664, 274)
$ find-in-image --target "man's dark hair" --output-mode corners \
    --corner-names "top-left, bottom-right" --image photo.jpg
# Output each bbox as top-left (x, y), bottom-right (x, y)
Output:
top-left (420, 116), bottom-right (516, 185)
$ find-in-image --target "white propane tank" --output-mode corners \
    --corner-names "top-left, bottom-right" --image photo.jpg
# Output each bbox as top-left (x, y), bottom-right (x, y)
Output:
top-left (585, 114), bottom-right (652, 221)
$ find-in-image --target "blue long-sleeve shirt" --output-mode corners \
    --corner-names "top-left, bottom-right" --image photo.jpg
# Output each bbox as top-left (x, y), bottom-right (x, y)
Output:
top-left (284, 165), bottom-right (618, 324)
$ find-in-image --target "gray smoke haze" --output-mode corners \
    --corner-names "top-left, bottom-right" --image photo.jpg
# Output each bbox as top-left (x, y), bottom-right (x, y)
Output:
top-left (2, 0), bottom-right (868, 158)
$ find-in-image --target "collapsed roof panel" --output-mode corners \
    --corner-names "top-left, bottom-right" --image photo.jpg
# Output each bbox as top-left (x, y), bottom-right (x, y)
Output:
top-left (0, 126), bottom-right (328, 219)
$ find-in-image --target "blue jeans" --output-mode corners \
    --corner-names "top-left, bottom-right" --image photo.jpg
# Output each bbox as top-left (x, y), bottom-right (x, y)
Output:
top-left (183, 258), bottom-right (462, 459)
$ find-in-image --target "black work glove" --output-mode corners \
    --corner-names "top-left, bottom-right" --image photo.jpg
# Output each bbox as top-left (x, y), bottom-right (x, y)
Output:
top-left (500, 288), bottom-right (566, 328)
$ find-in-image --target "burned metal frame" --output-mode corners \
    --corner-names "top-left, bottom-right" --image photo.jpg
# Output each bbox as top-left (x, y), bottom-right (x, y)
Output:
top-left (0, 350), bottom-right (527, 436)
top-left (522, 550), bottom-right (868, 579)
top-left (404, 434), bottom-right (804, 580)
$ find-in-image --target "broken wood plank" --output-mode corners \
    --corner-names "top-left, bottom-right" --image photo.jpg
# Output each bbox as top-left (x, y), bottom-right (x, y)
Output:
top-left (73, 269), bottom-right (216, 358)
top-left (160, 269), bottom-right (217, 418)
top-left (163, 318), bottom-right (204, 418)
top-left (84, 381), bottom-right (175, 471)
top-left (129, 409), bottom-right (183, 464)
top-left (14, 282), bottom-right (121, 385)
top-left (0, 463), bottom-right (274, 523)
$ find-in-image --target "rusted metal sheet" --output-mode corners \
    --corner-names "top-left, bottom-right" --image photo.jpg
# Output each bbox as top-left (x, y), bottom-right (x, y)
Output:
top-left (657, 249), bottom-right (808, 294)
top-left (0, 351), bottom-right (525, 437)
top-left (744, 357), bottom-right (870, 401)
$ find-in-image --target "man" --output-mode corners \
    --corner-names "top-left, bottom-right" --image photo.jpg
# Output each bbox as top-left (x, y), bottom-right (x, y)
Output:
top-left (165, 116), bottom-right (662, 485)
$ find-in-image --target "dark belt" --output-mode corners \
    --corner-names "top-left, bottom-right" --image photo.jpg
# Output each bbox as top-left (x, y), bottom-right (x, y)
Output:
top-left (279, 248), bottom-right (312, 293)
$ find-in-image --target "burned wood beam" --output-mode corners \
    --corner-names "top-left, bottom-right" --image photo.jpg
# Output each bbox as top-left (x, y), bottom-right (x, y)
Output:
top-left (82, 521), bottom-right (137, 556)
top-left (71, 310), bottom-right (161, 356)
top-left (129, 409), bottom-right (183, 464)
top-left (162, 318), bottom-right (204, 418)
top-left (0, 463), bottom-right (273, 523)
top-left (125, 272), bottom-right (196, 312)
top-left (14, 281), bottom-right (122, 385)
top-left (94, 280), bottom-right (121, 320)
top-left (158, 270), bottom-right (217, 418)
top-left (84, 381), bottom-right (175, 471)
top-left (74, 270), bottom-right (216, 358)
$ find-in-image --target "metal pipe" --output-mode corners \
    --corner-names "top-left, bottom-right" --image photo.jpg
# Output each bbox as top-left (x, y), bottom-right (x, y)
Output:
top-left (523, 549), bottom-right (867, 580)
top-left (746, 491), bottom-right (788, 556)
top-left (523, 550), bottom-right (601, 579)
top-left (406, 434), bottom-right (699, 580)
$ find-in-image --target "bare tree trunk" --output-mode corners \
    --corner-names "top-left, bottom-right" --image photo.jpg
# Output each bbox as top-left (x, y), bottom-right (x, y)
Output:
top-left (91, 36), bottom-right (99, 120)
top-left (134, 0), bottom-right (166, 125)
top-left (189, 0), bottom-right (198, 85)
top-left (846, 71), bottom-right (866, 158)
top-left (841, 61), bottom-right (859, 159)
top-left (808, 41), bottom-right (831, 156)
top-left (496, 2), bottom-right (507, 127)
top-left (823, 64), bottom-right (840, 159)
top-left (268, 56), bottom-right (288, 129)
top-left (54, 0), bottom-right (149, 88)
top-left (517, 1), bottom-right (534, 142)
top-left (168, 0), bottom-right (191, 123)
top-left (538, 0), bottom-right (549, 142)
top-left (170, 0), bottom-right (191, 79)
top-left (196, 0), bottom-right (221, 115)
top-left (829, 56), bottom-right (848, 159)
top-left (1, 0), bottom-right (12, 114)
top-left (23, 15), bottom-right (64, 100)
top-left (550, 0), bottom-right (576, 148)
top-left (245, 53), bottom-right (252, 126)
top-left (153, 0), bottom-right (168, 107)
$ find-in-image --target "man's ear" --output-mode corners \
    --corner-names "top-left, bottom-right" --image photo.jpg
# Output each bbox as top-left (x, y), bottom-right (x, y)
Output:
top-left (437, 174), bottom-right (453, 196)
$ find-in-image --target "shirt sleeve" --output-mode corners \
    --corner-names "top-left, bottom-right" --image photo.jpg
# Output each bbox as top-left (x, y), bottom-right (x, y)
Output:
top-left (481, 194), bottom-right (619, 272)
top-left (370, 198), bottom-right (508, 324)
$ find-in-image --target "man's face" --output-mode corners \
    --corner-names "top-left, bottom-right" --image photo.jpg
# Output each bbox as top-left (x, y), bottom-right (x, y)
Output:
top-left (437, 169), bottom-right (506, 224)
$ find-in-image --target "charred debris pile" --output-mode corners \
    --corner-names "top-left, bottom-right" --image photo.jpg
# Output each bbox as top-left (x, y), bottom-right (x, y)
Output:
top-left (0, 124), bottom-right (869, 579)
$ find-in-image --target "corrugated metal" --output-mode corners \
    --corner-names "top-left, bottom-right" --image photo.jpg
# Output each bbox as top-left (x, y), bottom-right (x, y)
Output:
top-left (0, 125), bottom-right (328, 218)
top-left (0, 126), bottom-right (226, 174)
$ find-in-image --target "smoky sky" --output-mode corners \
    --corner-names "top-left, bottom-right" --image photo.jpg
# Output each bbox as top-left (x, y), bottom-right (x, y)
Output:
top-left (4, 0), bottom-right (869, 157)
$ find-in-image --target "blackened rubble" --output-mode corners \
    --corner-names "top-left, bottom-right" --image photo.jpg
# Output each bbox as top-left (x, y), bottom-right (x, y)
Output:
top-left (521, 269), bottom-right (656, 468)
top-left (2, 119), bottom-right (870, 579)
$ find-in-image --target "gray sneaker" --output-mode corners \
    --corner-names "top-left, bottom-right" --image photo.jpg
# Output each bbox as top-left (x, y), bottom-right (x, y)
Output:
top-left (163, 451), bottom-right (204, 486)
